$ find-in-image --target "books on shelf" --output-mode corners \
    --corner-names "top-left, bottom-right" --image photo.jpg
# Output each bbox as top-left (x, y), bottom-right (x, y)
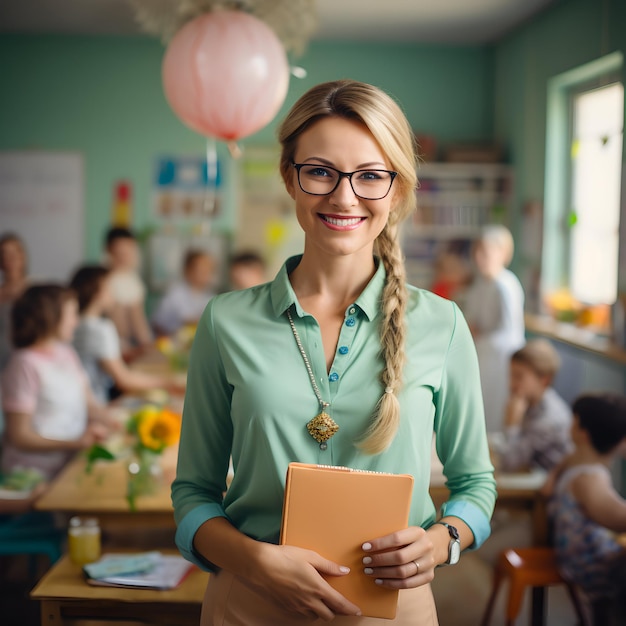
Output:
top-left (83, 551), bottom-right (194, 590)
top-left (280, 463), bottom-right (414, 619)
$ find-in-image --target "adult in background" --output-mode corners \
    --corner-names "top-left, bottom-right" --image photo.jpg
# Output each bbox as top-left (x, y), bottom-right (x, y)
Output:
top-left (0, 233), bottom-right (29, 369)
top-left (462, 225), bottom-right (525, 433)
top-left (172, 80), bottom-right (496, 625)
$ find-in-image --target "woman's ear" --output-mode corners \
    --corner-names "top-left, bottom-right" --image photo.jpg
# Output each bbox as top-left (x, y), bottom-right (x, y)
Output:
top-left (285, 175), bottom-right (296, 200)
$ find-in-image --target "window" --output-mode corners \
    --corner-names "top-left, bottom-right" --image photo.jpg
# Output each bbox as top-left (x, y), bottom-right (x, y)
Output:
top-left (543, 52), bottom-right (624, 332)
top-left (569, 82), bottom-right (623, 306)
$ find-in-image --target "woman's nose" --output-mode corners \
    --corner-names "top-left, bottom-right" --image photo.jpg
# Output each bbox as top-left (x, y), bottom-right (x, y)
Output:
top-left (330, 175), bottom-right (358, 204)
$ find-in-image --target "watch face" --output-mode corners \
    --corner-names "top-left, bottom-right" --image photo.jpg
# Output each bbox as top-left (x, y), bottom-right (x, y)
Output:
top-left (449, 540), bottom-right (461, 565)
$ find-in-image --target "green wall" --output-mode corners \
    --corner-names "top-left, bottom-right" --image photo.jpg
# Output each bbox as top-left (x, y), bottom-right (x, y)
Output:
top-left (493, 0), bottom-right (626, 274)
top-left (0, 35), bottom-right (493, 260)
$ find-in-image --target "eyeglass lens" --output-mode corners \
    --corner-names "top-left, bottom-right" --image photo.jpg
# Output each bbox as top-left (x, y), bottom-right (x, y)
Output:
top-left (297, 165), bottom-right (394, 200)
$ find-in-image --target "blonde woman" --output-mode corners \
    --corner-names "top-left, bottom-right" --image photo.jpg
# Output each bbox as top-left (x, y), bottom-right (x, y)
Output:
top-left (172, 80), bottom-right (496, 625)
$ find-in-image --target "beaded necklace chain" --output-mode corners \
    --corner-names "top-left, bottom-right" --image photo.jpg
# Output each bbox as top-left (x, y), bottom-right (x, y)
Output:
top-left (286, 308), bottom-right (339, 450)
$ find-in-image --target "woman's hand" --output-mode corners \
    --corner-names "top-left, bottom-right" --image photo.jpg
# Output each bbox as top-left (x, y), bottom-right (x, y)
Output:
top-left (246, 543), bottom-right (362, 621)
top-left (360, 526), bottom-right (436, 589)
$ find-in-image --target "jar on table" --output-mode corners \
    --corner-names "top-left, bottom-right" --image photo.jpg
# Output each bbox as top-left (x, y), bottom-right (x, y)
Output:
top-left (68, 516), bottom-right (101, 565)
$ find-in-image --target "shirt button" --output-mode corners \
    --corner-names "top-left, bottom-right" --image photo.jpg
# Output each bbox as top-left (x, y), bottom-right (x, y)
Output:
top-left (338, 346), bottom-right (349, 355)
top-left (329, 372), bottom-right (339, 382)
top-left (349, 306), bottom-right (356, 315)
top-left (345, 317), bottom-right (356, 327)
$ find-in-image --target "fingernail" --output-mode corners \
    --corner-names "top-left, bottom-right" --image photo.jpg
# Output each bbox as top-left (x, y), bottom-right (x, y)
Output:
top-left (362, 556), bottom-right (372, 565)
top-left (355, 611), bottom-right (362, 616)
top-left (339, 566), bottom-right (350, 574)
top-left (364, 567), bottom-right (373, 575)
top-left (362, 542), bottom-right (372, 551)
top-left (375, 579), bottom-right (383, 585)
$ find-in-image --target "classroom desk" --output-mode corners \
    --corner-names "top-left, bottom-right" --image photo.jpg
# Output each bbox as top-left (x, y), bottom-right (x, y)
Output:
top-left (34, 447), bottom-right (178, 531)
top-left (429, 471), bottom-right (550, 546)
top-left (30, 552), bottom-right (208, 626)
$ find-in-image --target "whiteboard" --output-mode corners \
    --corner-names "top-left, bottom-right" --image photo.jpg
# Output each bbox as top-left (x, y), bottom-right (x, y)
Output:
top-left (0, 151), bottom-right (84, 282)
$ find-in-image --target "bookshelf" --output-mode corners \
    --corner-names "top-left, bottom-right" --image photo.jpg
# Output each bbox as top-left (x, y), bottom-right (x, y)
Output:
top-left (402, 163), bottom-right (513, 289)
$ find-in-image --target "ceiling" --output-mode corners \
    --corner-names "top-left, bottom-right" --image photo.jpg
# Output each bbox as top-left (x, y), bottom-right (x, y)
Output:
top-left (0, 0), bottom-right (559, 44)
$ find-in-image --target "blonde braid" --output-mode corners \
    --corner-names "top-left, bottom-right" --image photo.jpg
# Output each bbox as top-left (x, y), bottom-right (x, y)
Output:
top-left (358, 223), bottom-right (408, 454)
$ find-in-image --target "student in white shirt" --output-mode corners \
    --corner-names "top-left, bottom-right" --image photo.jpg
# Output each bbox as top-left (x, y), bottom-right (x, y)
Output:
top-left (104, 227), bottom-right (152, 359)
top-left (71, 265), bottom-right (183, 403)
top-left (152, 249), bottom-right (216, 336)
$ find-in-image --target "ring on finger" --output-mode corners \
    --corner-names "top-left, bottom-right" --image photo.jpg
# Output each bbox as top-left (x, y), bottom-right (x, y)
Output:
top-left (413, 560), bottom-right (420, 575)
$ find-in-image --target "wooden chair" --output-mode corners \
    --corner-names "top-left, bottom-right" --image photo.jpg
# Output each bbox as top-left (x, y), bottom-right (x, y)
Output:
top-left (481, 546), bottom-right (590, 626)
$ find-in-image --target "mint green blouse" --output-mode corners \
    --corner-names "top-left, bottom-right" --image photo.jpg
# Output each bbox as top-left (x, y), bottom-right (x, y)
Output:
top-left (172, 256), bottom-right (496, 570)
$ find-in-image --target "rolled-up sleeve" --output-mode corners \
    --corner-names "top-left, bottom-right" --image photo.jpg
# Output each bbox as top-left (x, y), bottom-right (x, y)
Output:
top-left (434, 302), bottom-right (497, 549)
top-left (171, 299), bottom-right (233, 570)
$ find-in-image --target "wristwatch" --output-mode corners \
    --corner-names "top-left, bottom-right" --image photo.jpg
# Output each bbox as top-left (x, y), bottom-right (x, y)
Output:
top-left (435, 521), bottom-right (461, 565)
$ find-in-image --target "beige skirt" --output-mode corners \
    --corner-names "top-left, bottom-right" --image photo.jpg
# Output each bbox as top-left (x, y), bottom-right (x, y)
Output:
top-left (200, 570), bottom-right (439, 626)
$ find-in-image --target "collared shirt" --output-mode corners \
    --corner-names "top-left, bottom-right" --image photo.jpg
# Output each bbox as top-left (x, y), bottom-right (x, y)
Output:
top-left (172, 256), bottom-right (496, 570)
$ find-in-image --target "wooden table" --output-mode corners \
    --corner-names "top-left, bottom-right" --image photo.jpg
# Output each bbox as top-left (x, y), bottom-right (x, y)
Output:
top-left (430, 471), bottom-right (550, 545)
top-left (35, 447), bottom-right (177, 531)
top-left (31, 552), bottom-right (208, 626)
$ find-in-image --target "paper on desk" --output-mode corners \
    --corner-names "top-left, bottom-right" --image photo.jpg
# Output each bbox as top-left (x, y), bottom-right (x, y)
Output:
top-left (84, 552), bottom-right (194, 590)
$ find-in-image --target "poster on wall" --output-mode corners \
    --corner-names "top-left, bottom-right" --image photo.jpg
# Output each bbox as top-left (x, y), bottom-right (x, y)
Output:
top-left (153, 155), bottom-right (223, 223)
top-left (0, 151), bottom-right (83, 282)
top-left (148, 155), bottom-right (227, 291)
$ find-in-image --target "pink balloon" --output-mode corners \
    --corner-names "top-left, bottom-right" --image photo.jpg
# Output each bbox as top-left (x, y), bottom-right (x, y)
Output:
top-left (162, 10), bottom-right (290, 142)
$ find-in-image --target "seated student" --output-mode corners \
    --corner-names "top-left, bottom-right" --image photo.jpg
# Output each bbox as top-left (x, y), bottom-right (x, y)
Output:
top-left (70, 265), bottom-right (183, 403)
top-left (104, 227), bottom-right (152, 358)
top-left (152, 249), bottom-right (216, 336)
top-left (1, 285), bottom-right (112, 480)
top-left (491, 339), bottom-right (572, 472)
top-left (549, 393), bottom-right (626, 625)
top-left (227, 250), bottom-right (266, 291)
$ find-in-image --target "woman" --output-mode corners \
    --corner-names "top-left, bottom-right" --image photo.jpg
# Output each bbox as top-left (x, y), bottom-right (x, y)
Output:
top-left (172, 80), bottom-right (496, 625)
top-left (0, 233), bottom-right (29, 369)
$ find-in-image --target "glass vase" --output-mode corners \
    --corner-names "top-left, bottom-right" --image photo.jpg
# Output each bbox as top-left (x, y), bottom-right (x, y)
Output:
top-left (126, 450), bottom-right (163, 511)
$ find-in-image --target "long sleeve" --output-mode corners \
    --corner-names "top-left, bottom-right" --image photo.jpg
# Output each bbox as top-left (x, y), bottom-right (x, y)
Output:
top-left (171, 299), bottom-right (233, 569)
top-left (434, 303), bottom-right (497, 548)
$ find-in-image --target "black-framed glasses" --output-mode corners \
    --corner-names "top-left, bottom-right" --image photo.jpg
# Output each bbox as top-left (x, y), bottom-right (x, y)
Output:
top-left (292, 163), bottom-right (397, 200)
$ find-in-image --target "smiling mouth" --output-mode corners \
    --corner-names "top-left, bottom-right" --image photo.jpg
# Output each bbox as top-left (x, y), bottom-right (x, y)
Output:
top-left (319, 214), bottom-right (366, 227)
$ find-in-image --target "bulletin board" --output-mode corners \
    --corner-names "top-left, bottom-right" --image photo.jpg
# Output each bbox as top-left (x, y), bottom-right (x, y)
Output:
top-left (0, 151), bottom-right (84, 282)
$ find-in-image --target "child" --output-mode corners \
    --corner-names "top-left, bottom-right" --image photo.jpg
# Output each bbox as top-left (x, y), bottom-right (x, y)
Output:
top-left (152, 249), bottom-right (216, 336)
top-left (549, 393), bottom-right (626, 625)
top-left (462, 225), bottom-right (525, 432)
top-left (227, 250), bottom-right (266, 290)
top-left (70, 265), bottom-right (183, 403)
top-left (104, 227), bottom-right (152, 358)
top-left (1, 285), bottom-right (111, 480)
top-left (491, 339), bottom-right (572, 472)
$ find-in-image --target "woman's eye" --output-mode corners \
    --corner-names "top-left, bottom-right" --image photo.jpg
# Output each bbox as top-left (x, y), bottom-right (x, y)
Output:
top-left (307, 167), bottom-right (332, 178)
top-left (358, 170), bottom-right (383, 180)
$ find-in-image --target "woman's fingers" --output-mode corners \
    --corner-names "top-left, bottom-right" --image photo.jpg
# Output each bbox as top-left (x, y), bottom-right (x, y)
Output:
top-left (361, 526), bottom-right (436, 588)
top-left (253, 545), bottom-right (362, 619)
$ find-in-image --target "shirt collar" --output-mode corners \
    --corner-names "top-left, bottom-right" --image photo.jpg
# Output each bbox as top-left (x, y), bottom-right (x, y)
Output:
top-left (270, 255), bottom-right (386, 322)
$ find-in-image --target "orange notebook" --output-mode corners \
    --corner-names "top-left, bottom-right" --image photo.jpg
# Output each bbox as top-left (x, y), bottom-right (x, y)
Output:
top-left (280, 462), bottom-right (414, 619)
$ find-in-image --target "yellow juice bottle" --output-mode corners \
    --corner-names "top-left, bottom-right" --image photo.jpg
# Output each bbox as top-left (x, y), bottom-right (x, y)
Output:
top-left (68, 516), bottom-right (101, 565)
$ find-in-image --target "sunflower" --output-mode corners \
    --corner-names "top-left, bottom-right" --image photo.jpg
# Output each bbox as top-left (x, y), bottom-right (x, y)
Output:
top-left (137, 408), bottom-right (181, 452)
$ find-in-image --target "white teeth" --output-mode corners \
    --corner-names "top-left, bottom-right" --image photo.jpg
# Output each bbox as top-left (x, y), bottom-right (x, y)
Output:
top-left (322, 215), bottom-right (363, 226)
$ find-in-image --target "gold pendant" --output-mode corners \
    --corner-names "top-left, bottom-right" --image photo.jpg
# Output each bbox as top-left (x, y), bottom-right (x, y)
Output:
top-left (306, 411), bottom-right (339, 444)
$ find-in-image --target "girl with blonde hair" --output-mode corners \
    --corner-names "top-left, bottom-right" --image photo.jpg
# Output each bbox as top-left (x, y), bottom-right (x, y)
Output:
top-left (172, 80), bottom-right (496, 625)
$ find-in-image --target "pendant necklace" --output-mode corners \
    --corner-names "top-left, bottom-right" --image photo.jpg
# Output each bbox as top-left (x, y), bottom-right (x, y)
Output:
top-left (286, 308), bottom-right (339, 450)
